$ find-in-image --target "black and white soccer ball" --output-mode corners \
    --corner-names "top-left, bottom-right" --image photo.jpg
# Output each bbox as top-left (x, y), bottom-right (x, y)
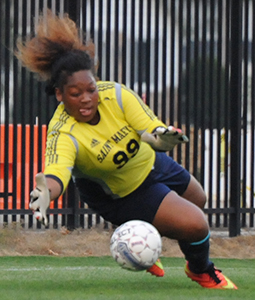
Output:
top-left (110, 220), bottom-right (162, 271)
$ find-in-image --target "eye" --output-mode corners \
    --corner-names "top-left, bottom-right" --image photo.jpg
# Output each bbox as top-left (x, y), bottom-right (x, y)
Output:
top-left (70, 92), bottom-right (81, 97)
top-left (89, 88), bottom-right (96, 93)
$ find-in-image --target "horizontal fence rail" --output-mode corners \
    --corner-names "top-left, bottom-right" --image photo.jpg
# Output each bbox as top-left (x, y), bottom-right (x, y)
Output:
top-left (0, 0), bottom-right (255, 236)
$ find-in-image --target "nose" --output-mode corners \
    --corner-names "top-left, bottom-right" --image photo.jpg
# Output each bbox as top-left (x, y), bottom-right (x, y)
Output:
top-left (81, 93), bottom-right (91, 103)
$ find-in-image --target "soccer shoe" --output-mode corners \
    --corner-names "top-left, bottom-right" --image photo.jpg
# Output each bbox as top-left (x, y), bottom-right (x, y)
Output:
top-left (146, 259), bottom-right (165, 277)
top-left (185, 262), bottom-right (238, 289)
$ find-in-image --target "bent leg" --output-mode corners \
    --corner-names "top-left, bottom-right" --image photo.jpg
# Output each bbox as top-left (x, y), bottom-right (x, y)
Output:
top-left (152, 190), bottom-right (211, 273)
top-left (152, 190), bottom-right (209, 242)
top-left (181, 174), bottom-right (207, 209)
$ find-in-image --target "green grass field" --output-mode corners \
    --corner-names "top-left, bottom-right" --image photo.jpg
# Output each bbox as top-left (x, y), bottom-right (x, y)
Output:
top-left (0, 256), bottom-right (254, 300)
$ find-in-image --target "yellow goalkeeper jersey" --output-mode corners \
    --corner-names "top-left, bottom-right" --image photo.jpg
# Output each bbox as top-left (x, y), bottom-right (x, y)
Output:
top-left (44, 81), bottom-right (166, 198)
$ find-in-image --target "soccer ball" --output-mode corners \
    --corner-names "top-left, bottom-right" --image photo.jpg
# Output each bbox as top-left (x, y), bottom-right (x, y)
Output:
top-left (110, 220), bottom-right (162, 271)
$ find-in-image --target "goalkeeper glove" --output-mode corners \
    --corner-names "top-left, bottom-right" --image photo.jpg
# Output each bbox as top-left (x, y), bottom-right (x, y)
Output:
top-left (141, 126), bottom-right (189, 151)
top-left (30, 173), bottom-right (50, 226)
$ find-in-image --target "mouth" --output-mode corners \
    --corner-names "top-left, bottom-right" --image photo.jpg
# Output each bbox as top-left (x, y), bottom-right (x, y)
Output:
top-left (79, 107), bottom-right (93, 116)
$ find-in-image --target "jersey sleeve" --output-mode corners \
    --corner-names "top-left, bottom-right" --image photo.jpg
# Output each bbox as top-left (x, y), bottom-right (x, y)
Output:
top-left (120, 84), bottom-right (167, 134)
top-left (43, 130), bottom-right (77, 194)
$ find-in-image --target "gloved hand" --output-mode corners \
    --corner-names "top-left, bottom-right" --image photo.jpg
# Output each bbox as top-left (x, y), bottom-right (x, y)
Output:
top-left (30, 173), bottom-right (50, 226)
top-left (141, 126), bottom-right (189, 151)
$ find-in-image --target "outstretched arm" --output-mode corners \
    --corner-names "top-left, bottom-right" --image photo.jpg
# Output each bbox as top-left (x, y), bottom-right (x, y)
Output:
top-left (46, 176), bottom-right (62, 200)
top-left (117, 85), bottom-right (189, 151)
top-left (30, 173), bottom-right (62, 226)
top-left (141, 126), bottom-right (189, 151)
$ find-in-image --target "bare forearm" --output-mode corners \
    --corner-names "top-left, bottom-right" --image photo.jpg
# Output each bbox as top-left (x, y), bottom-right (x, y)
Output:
top-left (46, 177), bottom-right (62, 200)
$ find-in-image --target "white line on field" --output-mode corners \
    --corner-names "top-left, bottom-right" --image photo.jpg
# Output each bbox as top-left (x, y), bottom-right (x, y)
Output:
top-left (2, 266), bottom-right (112, 271)
top-left (1, 266), bottom-right (248, 272)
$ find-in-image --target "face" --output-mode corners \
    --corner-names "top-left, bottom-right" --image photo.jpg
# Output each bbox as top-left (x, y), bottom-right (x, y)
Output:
top-left (55, 70), bottom-right (99, 124)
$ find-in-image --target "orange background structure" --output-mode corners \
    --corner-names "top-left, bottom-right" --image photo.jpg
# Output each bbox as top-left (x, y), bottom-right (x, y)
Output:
top-left (0, 124), bottom-right (62, 210)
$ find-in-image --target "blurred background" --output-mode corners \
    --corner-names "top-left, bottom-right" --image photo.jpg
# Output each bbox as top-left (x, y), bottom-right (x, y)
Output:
top-left (0, 0), bottom-right (254, 236)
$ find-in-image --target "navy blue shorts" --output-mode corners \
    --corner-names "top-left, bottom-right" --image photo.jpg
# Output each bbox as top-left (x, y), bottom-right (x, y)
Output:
top-left (76, 152), bottom-right (190, 226)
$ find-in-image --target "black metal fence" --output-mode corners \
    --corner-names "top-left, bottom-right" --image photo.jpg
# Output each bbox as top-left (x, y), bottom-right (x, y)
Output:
top-left (0, 0), bottom-right (254, 236)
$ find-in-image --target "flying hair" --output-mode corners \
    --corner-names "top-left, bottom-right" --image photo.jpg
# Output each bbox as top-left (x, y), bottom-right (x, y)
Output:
top-left (15, 9), bottom-right (96, 82)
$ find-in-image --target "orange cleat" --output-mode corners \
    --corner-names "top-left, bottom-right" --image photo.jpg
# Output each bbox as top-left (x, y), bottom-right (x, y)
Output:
top-left (146, 259), bottom-right (165, 277)
top-left (185, 262), bottom-right (238, 289)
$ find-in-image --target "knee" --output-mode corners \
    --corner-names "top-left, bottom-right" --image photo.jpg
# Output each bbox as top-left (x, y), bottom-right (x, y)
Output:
top-left (198, 191), bottom-right (207, 209)
top-left (192, 184), bottom-right (207, 209)
top-left (188, 212), bottom-right (209, 242)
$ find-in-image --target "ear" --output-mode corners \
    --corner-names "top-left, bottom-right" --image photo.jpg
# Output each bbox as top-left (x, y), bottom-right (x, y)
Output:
top-left (55, 88), bottom-right (63, 102)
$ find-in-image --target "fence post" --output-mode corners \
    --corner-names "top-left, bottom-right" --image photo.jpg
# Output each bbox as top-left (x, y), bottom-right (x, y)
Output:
top-left (229, 0), bottom-right (242, 237)
top-left (67, 179), bottom-right (79, 229)
top-left (67, 0), bottom-right (81, 25)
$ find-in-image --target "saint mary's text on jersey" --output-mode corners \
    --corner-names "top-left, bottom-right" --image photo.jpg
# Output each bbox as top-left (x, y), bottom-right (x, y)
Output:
top-left (97, 125), bottom-right (132, 163)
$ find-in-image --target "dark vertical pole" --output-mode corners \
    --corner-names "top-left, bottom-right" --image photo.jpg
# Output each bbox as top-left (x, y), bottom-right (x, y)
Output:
top-left (68, 0), bottom-right (79, 24)
top-left (185, 0), bottom-right (191, 171)
top-left (90, 0), bottom-right (95, 40)
top-left (170, 0), bottom-right (175, 125)
top-left (12, 0), bottom-right (20, 223)
top-left (138, 0), bottom-right (144, 97)
top-left (200, 0), bottom-right (207, 190)
top-left (229, 0), bottom-right (242, 237)
top-left (130, 0), bottom-right (135, 89)
top-left (20, 0), bottom-right (27, 226)
top-left (4, 0), bottom-right (10, 223)
top-left (223, 0), bottom-right (231, 228)
top-left (97, 1), bottom-right (103, 79)
top-left (192, 0), bottom-right (199, 177)
top-left (216, 0), bottom-right (223, 227)
top-left (114, 0), bottom-right (119, 82)
top-left (105, 0), bottom-right (111, 80)
top-left (67, 179), bottom-right (79, 229)
top-left (70, 0), bottom-right (82, 228)
top-left (145, 0), bottom-right (151, 107)
top-left (153, 1), bottom-right (159, 114)
top-left (177, 0), bottom-right (183, 162)
top-left (250, 0), bottom-right (255, 228)
top-left (242, 0), bottom-right (249, 228)
top-left (121, 0), bottom-right (127, 84)
top-left (161, 0), bottom-right (167, 124)
top-left (29, 2), bottom-right (35, 228)
top-left (208, 0), bottom-right (215, 228)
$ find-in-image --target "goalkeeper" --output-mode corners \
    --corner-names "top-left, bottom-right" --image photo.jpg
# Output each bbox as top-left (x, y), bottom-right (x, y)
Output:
top-left (15, 10), bottom-right (237, 290)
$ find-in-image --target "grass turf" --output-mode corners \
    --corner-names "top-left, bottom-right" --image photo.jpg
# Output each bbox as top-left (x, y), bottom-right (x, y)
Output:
top-left (0, 256), bottom-right (254, 300)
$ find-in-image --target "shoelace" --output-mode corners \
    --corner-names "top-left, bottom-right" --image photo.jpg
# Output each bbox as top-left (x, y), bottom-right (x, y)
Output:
top-left (207, 264), bottom-right (222, 284)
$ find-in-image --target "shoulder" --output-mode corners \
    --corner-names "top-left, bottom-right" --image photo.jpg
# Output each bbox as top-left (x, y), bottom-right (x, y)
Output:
top-left (96, 81), bottom-right (122, 108)
top-left (96, 81), bottom-right (126, 96)
top-left (97, 81), bottom-right (136, 109)
top-left (48, 103), bottom-right (77, 133)
top-left (97, 81), bottom-right (116, 91)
